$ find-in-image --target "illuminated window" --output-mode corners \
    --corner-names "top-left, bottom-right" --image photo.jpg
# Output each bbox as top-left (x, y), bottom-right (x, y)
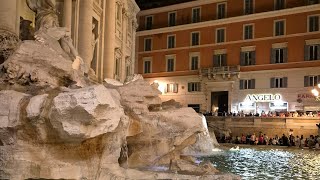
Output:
top-left (188, 82), bottom-right (201, 92)
top-left (271, 77), bottom-right (288, 88)
top-left (166, 83), bottom-right (178, 93)
top-left (240, 79), bottom-right (255, 89)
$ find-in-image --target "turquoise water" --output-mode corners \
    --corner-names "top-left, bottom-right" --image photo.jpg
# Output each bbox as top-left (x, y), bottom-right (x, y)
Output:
top-left (202, 147), bottom-right (320, 180)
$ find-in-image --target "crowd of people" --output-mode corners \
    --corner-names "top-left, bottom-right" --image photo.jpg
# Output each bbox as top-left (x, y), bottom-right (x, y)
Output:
top-left (204, 110), bottom-right (320, 118)
top-left (218, 131), bottom-right (320, 149)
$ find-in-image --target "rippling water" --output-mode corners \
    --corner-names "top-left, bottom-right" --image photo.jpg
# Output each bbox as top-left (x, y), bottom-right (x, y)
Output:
top-left (202, 147), bottom-right (320, 180)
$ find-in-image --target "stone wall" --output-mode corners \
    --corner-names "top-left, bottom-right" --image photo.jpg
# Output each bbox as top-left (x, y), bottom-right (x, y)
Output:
top-left (207, 116), bottom-right (320, 138)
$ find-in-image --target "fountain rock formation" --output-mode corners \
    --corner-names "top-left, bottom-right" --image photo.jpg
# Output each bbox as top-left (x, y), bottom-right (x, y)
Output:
top-left (0, 1), bottom-right (239, 179)
top-left (0, 46), bottom-right (239, 179)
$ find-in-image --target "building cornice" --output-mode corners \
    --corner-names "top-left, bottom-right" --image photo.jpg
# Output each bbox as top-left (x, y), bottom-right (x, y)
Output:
top-left (137, 4), bottom-right (320, 37)
top-left (138, 0), bottom-right (226, 16)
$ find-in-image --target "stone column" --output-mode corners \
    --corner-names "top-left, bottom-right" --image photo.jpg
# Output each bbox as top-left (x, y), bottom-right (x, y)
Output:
top-left (132, 20), bottom-right (139, 75)
top-left (78, 0), bottom-right (93, 70)
top-left (103, 0), bottom-right (116, 79)
top-left (63, 0), bottom-right (72, 31)
top-left (0, 0), bottom-right (19, 35)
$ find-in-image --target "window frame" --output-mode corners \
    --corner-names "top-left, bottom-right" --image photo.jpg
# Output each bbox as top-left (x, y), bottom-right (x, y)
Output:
top-left (243, 23), bottom-right (254, 40)
top-left (168, 11), bottom-right (177, 27)
top-left (166, 55), bottom-right (176, 72)
top-left (216, 2), bottom-right (227, 19)
top-left (144, 37), bottom-right (152, 51)
top-left (167, 34), bottom-right (176, 49)
top-left (188, 82), bottom-right (201, 92)
top-left (166, 83), bottom-right (179, 93)
top-left (240, 79), bottom-right (255, 90)
top-left (189, 52), bottom-right (200, 70)
top-left (192, 7), bottom-right (201, 23)
top-left (275, 48), bottom-right (285, 63)
top-left (143, 57), bottom-right (152, 74)
top-left (145, 15), bottom-right (153, 30)
top-left (243, 0), bottom-right (255, 15)
top-left (274, 0), bottom-right (286, 10)
top-left (191, 31), bottom-right (200, 46)
top-left (274, 19), bottom-right (286, 36)
top-left (216, 27), bottom-right (226, 43)
top-left (308, 15), bottom-right (320, 32)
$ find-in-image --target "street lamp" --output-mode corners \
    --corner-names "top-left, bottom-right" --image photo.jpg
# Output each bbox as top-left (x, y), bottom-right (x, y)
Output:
top-left (311, 83), bottom-right (320, 97)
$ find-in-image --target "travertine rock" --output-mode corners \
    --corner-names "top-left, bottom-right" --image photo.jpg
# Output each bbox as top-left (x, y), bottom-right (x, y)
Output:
top-left (0, 90), bottom-right (29, 128)
top-left (0, 31), bottom-right (238, 179)
top-left (48, 85), bottom-right (126, 142)
top-left (26, 94), bottom-right (48, 119)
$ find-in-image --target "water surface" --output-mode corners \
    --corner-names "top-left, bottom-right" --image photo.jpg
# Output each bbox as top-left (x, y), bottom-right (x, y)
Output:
top-left (202, 147), bottom-right (320, 180)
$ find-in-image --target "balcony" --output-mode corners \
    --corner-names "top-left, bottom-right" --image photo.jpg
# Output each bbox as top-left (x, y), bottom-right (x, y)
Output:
top-left (199, 65), bottom-right (240, 80)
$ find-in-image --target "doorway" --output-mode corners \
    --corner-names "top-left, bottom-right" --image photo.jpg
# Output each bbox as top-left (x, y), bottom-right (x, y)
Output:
top-left (211, 91), bottom-right (229, 115)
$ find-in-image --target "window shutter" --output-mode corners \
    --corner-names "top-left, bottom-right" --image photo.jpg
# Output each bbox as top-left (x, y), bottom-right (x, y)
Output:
top-left (283, 77), bottom-right (288, 88)
top-left (317, 75), bottom-right (320, 84)
top-left (198, 82), bottom-right (201, 91)
top-left (240, 80), bottom-right (244, 90)
top-left (271, 48), bottom-right (275, 64)
top-left (270, 78), bottom-right (275, 88)
top-left (188, 83), bottom-right (191, 92)
top-left (317, 45), bottom-right (320, 60)
top-left (174, 84), bottom-right (178, 93)
top-left (251, 79), bottom-right (255, 89)
top-left (213, 55), bottom-right (219, 66)
top-left (165, 84), bottom-right (169, 93)
top-left (252, 51), bottom-right (256, 65)
top-left (283, 48), bottom-right (288, 63)
top-left (240, 52), bottom-right (245, 66)
top-left (304, 76), bottom-right (309, 87)
top-left (305, 45), bottom-right (310, 61)
top-left (315, 16), bottom-right (319, 31)
top-left (222, 54), bottom-right (227, 66)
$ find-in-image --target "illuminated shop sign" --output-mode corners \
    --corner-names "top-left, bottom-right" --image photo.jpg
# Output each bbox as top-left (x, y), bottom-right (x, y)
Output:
top-left (245, 94), bottom-right (282, 102)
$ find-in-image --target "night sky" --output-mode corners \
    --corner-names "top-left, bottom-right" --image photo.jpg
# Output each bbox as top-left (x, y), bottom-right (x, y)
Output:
top-left (135, 0), bottom-right (195, 10)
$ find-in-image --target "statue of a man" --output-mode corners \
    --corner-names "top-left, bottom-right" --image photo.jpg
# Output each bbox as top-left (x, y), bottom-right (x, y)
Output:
top-left (26, 0), bottom-right (87, 86)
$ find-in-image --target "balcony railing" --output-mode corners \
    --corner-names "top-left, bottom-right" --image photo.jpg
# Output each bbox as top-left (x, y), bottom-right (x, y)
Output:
top-left (199, 65), bottom-right (240, 79)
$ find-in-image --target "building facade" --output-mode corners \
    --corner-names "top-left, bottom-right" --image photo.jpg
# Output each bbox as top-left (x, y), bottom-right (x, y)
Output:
top-left (0, 0), bottom-right (140, 82)
top-left (137, 0), bottom-right (320, 114)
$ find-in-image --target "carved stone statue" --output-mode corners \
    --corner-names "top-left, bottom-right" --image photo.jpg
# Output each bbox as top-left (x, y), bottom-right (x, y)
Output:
top-left (26, 0), bottom-right (88, 87)
top-left (90, 23), bottom-right (99, 65)
top-left (26, 0), bottom-right (80, 61)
